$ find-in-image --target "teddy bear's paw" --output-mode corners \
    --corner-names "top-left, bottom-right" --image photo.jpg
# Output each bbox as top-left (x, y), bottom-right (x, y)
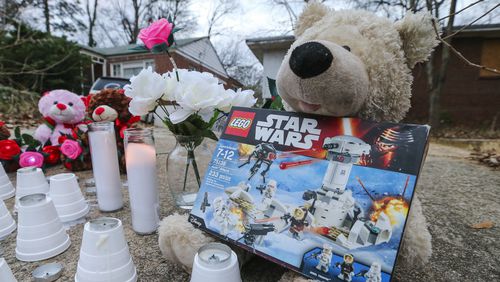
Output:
top-left (399, 196), bottom-right (432, 267)
top-left (279, 271), bottom-right (314, 282)
top-left (158, 213), bottom-right (215, 272)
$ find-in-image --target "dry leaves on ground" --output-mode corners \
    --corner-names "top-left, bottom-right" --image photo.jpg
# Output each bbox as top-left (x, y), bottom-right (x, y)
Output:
top-left (471, 221), bottom-right (495, 229)
top-left (470, 149), bottom-right (499, 169)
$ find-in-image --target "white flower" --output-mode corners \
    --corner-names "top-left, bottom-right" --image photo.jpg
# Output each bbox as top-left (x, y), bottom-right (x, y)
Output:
top-left (124, 67), bottom-right (167, 115)
top-left (217, 88), bottom-right (257, 113)
top-left (168, 70), bottom-right (225, 124)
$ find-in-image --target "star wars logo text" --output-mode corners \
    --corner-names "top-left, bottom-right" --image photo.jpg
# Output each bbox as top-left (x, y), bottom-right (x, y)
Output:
top-left (255, 114), bottom-right (321, 149)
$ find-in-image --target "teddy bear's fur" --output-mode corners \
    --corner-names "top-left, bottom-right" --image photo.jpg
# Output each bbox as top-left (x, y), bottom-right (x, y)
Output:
top-left (158, 213), bottom-right (254, 271)
top-left (276, 2), bottom-right (438, 278)
top-left (157, 3), bottom-right (438, 278)
top-left (158, 213), bottom-right (216, 271)
top-left (87, 89), bottom-right (139, 171)
top-left (277, 2), bottom-right (437, 122)
top-left (34, 90), bottom-right (87, 145)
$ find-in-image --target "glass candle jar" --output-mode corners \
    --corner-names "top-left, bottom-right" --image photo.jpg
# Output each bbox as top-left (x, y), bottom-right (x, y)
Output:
top-left (88, 122), bottom-right (123, 212)
top-left (124, 128), bottom-right (159, 234)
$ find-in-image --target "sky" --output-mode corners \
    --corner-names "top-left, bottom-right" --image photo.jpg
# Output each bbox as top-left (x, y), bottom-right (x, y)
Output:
top-left (30, 0), bottom-right (499, 48)
top-left (16, 0), bottom-right (499, 84)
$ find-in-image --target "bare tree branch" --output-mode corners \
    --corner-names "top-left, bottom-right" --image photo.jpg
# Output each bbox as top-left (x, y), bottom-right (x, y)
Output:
top-left (431, 18), bottom-right (500, 74)
top-left (438, 0), bottom-right (484, 21)
top-left (442, 3), bottom-right (500, 40)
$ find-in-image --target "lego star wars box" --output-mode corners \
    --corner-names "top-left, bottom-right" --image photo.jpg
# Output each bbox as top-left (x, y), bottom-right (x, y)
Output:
top-left (189, 107), bottom-right (430, 282)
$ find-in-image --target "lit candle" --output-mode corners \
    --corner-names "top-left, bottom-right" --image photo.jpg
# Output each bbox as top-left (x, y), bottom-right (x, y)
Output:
top-left (88, 122), bottom-right (123, 212)
top-left (124, 129), bottom-right (159, 234)
top-left (190, 243), bottom-right (241, 282)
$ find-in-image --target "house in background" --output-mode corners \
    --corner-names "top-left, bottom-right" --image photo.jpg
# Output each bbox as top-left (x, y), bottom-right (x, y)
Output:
top-left (246, 25), bottom-right (500, 128)
top-left (80, 37), bottom-right (241, 92)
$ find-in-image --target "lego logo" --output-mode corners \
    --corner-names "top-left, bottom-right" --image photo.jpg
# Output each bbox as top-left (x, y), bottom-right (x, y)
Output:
top-left (224, 110), bottom-right (255, 138)
top-left (229, 118), bottom-right (252, 129)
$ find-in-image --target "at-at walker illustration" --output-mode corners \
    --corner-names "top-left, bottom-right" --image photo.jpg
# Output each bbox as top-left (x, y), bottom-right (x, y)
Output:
top-left (302, 135), bottom-right (393, 249)
top-left (238, 143), bottom-right (277, 182)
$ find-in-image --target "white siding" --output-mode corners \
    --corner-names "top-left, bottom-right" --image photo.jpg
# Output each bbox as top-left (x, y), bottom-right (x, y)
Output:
top-left (177, 38), bottom-right (228, 78)
top-left (261, 50), bottom-right (287, 99)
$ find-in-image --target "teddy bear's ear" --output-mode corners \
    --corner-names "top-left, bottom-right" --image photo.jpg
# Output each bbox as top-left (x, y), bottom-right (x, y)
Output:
top-left (395, 11), bottom-right (440, 68)
top-left (295, 1), bottom-right (330, 37)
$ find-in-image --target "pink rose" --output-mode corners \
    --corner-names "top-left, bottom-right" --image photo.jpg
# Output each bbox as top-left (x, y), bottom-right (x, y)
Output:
top-left (138, 18), bottom-right (174, 49)
top-left (60, 139), bottom-right (83, 159)
top-left (19, 152), bottom-right (44, 168)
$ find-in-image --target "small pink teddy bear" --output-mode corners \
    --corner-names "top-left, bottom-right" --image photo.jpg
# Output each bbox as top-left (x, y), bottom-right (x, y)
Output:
top-left (34, 89), bottom-right (87, 146)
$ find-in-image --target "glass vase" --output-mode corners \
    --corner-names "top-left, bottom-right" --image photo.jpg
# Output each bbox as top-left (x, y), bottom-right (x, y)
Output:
top-left (166, 135), bottom-right (212, 209)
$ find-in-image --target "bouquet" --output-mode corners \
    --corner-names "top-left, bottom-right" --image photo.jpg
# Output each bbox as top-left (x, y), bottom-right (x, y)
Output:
top-left (125, 18), bottom-right (256, 190)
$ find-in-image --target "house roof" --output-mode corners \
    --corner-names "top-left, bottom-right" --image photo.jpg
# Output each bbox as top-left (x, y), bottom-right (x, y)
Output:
top-left (80, 37), bottom-right (232, 79)
top-left (246, 35), bottom-right (295, 62)
top-left (80, 37), bottom-right (206, 57)
top-left (452, 24), bottom-right (500, 38)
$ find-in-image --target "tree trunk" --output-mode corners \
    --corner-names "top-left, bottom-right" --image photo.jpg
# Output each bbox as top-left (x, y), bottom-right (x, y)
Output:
top-left (43, 0), bottom-right (50, 34)
top-left (427, 0), bottom-right (456, 128)
top-left (87, 0), bottom-right (98, 47)
top-left (131, 0), bottom-right (140, 44)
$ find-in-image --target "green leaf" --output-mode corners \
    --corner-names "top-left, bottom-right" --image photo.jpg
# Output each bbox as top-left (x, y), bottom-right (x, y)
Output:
top-left (14, 127), bottom-right (21, 139)
top-left (172, 27), bottom-right (182, 33)
top-left (270, 96), bottom-right (284, 111)
top-left (167, 33), bottom-right (175, 48)
top-left (22, 133), bottom-right (34, 144)
top-left (130, 45), bottom-right (149, 51)
top-left (152, 42), bottom-right (169, 53)
top-left (27, 145), bottom-right (37, 151)
top-left (202, 129), bottom-right (218, 142)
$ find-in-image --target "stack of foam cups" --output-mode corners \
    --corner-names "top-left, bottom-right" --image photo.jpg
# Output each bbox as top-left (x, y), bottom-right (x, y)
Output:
top-left (0, 258), bottom-right (16, 282)
top-left (49, 173), bottom-right (89, 223)
top-left (0, 163), bottom-right (15, 200)
top-left (15, 194), bottom-right (71, 261)
top-left (15, 167), bottom-right (49, 207)
top-left (0, 199), bottom-right (16, 239)
top-left (75, 217), bottom-right (137, 282)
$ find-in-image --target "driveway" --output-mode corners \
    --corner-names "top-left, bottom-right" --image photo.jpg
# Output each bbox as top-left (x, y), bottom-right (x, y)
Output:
top-left (2, 129), bottom-right (498, 281)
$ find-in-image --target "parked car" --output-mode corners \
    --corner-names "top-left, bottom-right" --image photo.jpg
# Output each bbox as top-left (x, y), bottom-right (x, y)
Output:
top-left (88, 77), bottom-right (130, 95)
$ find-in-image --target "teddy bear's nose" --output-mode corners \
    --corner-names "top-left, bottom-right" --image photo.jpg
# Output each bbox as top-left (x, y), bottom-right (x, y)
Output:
top-left (289, 42), bottom-right (333, 79)
top-left (56, 103), bottom-right (67, 110)
top-left (95, 107), bottom-right (105, 115)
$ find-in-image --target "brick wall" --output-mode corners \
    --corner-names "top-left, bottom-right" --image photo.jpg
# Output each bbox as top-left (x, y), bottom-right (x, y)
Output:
top-left (407, 37), bottom-right (500, 129)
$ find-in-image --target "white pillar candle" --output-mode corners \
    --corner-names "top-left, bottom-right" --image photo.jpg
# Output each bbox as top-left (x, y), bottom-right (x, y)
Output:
top-left (125, 142), bottom-right (159, 234)
top-left (88, 122), bottom-right (123, 212)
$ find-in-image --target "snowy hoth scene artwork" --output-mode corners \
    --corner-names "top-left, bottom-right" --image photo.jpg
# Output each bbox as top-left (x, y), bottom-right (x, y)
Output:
top-left (190, 108), bottom-right (429, 282)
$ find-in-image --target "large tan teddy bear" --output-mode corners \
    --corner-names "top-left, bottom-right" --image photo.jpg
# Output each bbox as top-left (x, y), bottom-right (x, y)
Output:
top-left (276, 2), bottom-right (438, 279)
top-left (158, 2), bottom-right (438, 279)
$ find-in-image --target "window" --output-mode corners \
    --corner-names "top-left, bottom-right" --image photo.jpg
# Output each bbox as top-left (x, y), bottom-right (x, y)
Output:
top-left (145, 61), bottom-right (155, 70)
top-left (480, 39), bottom-right (500, 78)
top-left (112, 64), bottom-right (121, 77)
top-left (110, 60), bottom-right (155, 78)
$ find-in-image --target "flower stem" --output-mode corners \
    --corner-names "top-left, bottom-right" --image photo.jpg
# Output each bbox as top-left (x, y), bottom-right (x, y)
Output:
top-left (166, 50), bottom-right (179, 82)
top-left (188, 148), bottom-right (202, 187)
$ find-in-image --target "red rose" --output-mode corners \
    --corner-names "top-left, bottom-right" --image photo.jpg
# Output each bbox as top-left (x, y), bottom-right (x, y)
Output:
top-left (0, 140), bottom-right (21, 160)
top-left (58, 135), bottom-right (68, 144)
top-left (42, 145), bottom-right (61, 165)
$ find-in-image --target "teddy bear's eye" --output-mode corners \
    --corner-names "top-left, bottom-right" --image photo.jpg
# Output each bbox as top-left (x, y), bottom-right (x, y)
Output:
top-left (68, 102), bottom-right (74, 107)
top-left (53, 101), bottom-right (58, 105)
top-left (342, 45), bottom-right (351, 52)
